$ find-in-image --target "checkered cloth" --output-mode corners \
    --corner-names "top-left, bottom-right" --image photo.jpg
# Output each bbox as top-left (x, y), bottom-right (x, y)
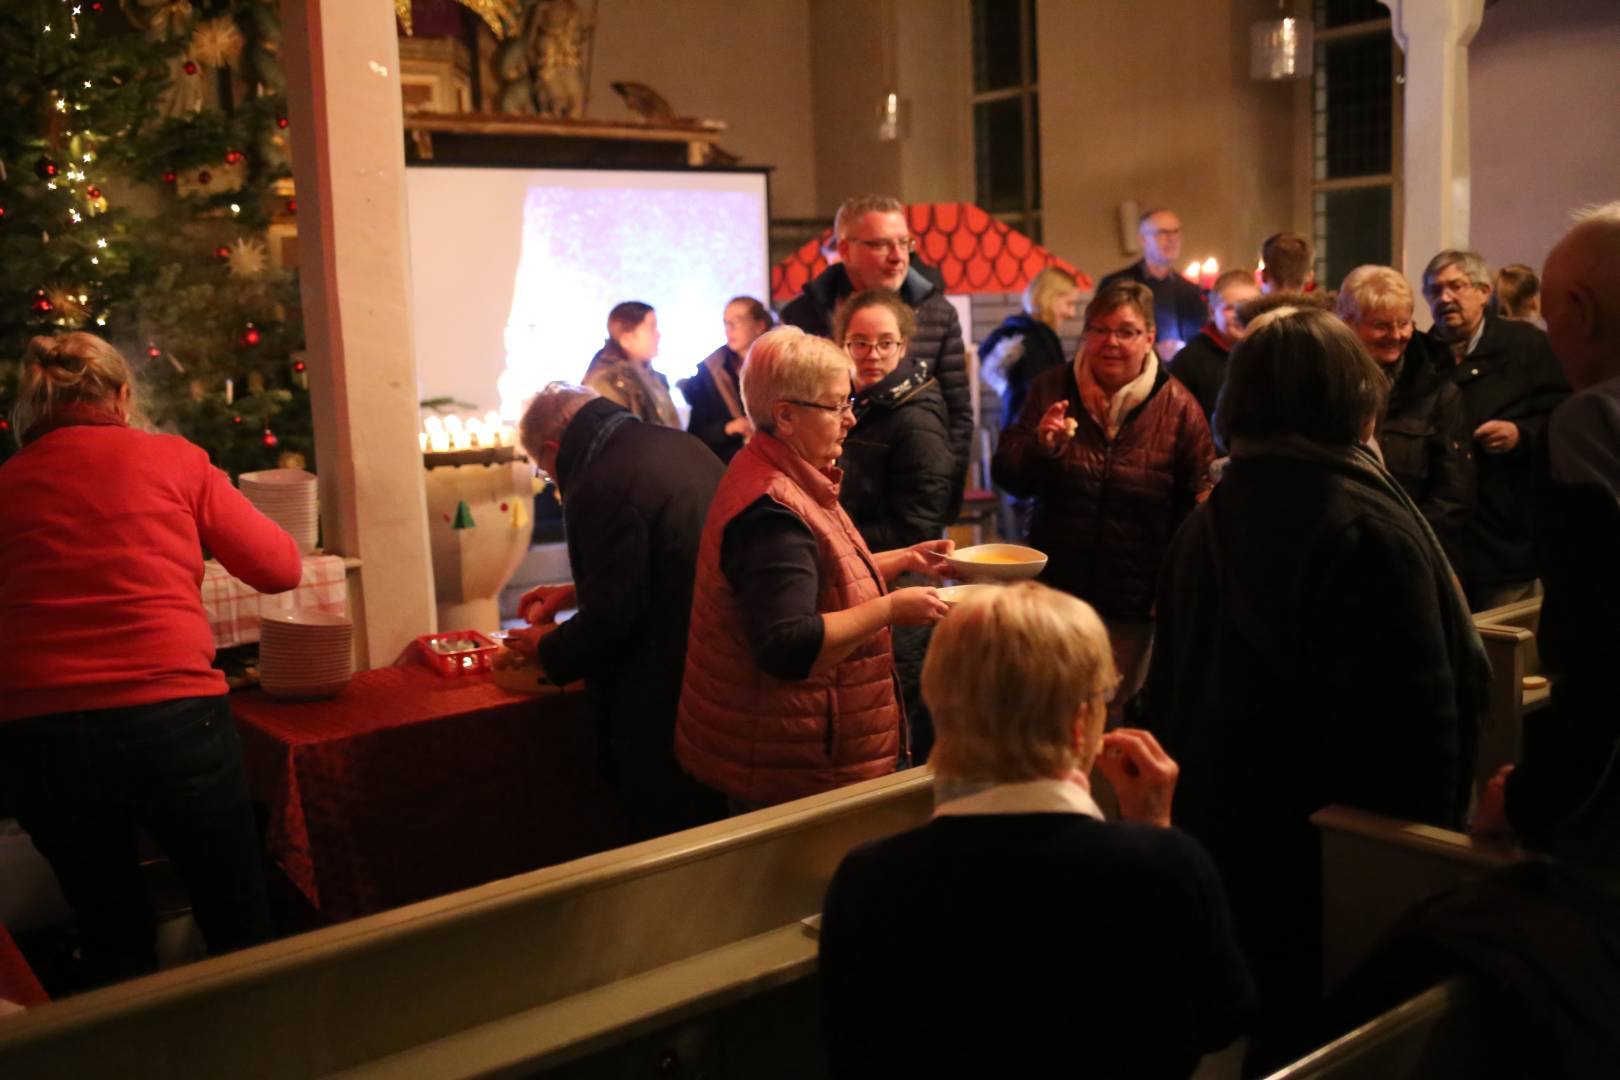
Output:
top-left (201, 554), bottom-right (349, 649)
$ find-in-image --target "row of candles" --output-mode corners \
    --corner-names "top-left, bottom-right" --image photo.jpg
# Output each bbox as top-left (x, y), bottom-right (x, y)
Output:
top-left (1183, 256), bottom-right (1222, 290)
top-left (420, 412), bottom-right (518, 453)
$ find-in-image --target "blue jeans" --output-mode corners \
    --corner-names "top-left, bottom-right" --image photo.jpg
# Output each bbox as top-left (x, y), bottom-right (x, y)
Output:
top-left (0, 695), bottom-right (271, 987)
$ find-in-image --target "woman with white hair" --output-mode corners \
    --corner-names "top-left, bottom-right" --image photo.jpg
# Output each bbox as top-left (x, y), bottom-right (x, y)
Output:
top-left (1337, 265), bottom-right (1474, 554)
top-left (675, 327), bottom-right (952, 810)
top-left (820, 582), bottom-right (1252, 1078)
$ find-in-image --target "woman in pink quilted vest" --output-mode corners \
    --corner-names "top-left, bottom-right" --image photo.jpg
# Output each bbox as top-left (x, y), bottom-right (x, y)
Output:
top-left (676, 327), bottom-right (953, 810)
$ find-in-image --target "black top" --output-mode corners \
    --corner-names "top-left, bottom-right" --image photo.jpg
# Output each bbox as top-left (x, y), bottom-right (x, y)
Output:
top-left (534, 399), bottom-right (722, 773)
top-left (719, 497), bottom-right (824, 679)
top-left (1377, 334), bottom-right (1475, 568)
top-left (1097, 259), bottom-right (1211, 348)
top-left (839, 358), bottom-right (954, 552)
top-left (820, 812), bottom-right (1253, 1079)
top-left (682, 346), bottom-right (747, 464)
top-left (1424, 314), bottom-right (1568, 594)
top-left (1167, 325), bottom-right (1229, 422)
top-left (979, 312), bottom-right (1068, 430)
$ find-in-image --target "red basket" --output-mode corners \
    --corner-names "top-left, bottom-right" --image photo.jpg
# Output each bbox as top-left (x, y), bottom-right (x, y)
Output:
top-left (414, 630), bottom-right (500, 677)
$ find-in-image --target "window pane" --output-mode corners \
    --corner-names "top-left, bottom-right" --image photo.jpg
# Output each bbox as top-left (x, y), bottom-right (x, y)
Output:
top-left (974, 98), bottom-right (1026, 214)
top-left (1026, 0), bottom-right (1038, 83)
top-left (1314, 186), bottom-right (1392, 289)
top-left (972, 0), bottom-right (1023, 93)
top-left (1029, 94), bottom-right (1042, 211)
top-left (1315, 35), bottom-right (1393, 178)
top-left (1315, 0), bottom-right (1388, 28)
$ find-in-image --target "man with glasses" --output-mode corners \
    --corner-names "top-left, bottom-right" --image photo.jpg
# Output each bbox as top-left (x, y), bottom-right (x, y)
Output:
top-left (781, 194), bottom-right (972, 517)
top-left (1419, 249), bottom-right (1568, 610)
top-left (1097, 208), bottom-right (1210, 365)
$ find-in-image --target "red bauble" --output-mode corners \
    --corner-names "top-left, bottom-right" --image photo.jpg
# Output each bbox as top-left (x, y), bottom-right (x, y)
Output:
top-left (276, 117), bottom-right (289, 129)
top-left (242, 325), bottom-right (262, 346)
top-left (0, 206), bottom-right (7, 219)
top-left (232, 415), bottom-right (243, 425)
top-left (92, 1), bottom-right (104, 10)
top-left (292, 360), bottom-right (306, 372)
top-left (183, 61), bottom-right (199, 76)
top-left (0, 419), bottom-right (10, 432)
top-left (197, 170), bottom-right (211, 184)
top-left (86, 186), bottom-right (101, 199)
top-left (215, 244), bottom-right (231, 260)
top-left (162, 170), bottom-right (177, 184)
top-left (262, 430), bottom-right (278, 447)
top-left (224, 149), bottom-right (243, 165)
top-left (33, 296), bottom-right (53, 313)
top-left (285, 199), bottom-right (297, 215)
top-left (147, 345), bottom-right (161, 358)
top-left (34, 157), bottom-right (58, 180)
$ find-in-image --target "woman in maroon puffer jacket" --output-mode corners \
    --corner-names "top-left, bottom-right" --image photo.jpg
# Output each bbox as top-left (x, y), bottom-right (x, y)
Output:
top-left (993, 282), bottom-right (1213, 716)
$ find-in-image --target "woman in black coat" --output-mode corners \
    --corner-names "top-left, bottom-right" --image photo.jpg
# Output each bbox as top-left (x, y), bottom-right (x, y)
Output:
top-left (1145, 306), bottom-right (1490, 1070)
top-left (835, 289), bottom-right (955, 758)
top-left (681, 296), bottom-right (771, 463)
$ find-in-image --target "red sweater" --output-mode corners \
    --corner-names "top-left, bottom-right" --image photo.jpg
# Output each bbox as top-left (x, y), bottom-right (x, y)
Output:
top-left (0, 416), bottom-right (302, 721)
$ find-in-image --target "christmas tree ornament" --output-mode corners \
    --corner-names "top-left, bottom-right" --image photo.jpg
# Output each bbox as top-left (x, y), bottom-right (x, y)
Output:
top-left (276, 116), bottom-right (289, 129)
top-left (223, 149), bottom-right (244, 165)
top-left (196, 169), bottom-right (211, 183)
top-left (147, 344), bottom-right (162, 358)
top-left (240, 323), bottom-right (262, 347)
top-left (261, 428), bottom-right (277, 447)
top-left (452, 500), bottom-right (476, 529)
top-left (86, 185), bottom-right (101, 199)
top-left (231, 415), bottom-right (243, 425)
top-left (44, 285), bottom-right (88, 323)
top-left (162, 170), bottom-right (177, 184)
top-left (226, 237), bottom-right (268, 279)
top-left (285, 199), bottom-right (297, 215)
top-left (214, 243), bottom-right (231, 260)
top-left (292, 360), bottom-right (307, 372)
top-left (189, 17), bottom-right (245, 69)
top-left (34, 156), bottom-right (58, 180)
top-left (32, 290), bottom-right (54, 313)
top-left (0, 206), bottom-right (7, 219)
top-left (183, 60), bottom-right (199, 76)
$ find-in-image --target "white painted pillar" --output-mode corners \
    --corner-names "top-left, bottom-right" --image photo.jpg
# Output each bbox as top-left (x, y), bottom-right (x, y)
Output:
top-left (281, 2), bottom-right (438, 666)
top-left (1382, 0), bottom-right (1486, 288)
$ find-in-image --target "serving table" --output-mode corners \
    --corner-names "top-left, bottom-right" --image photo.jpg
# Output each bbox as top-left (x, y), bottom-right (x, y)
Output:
top-left (231, 665), bottom-right (624, 922)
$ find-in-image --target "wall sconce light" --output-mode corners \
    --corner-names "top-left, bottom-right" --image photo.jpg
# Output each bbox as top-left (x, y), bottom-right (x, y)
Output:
top-left (1251, 6), bottom-right (1313, 80)
top-left (877, 92), bottom-right (909, 142)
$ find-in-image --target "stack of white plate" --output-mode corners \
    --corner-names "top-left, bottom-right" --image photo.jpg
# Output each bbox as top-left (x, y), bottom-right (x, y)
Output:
top-left (240, 468), bottom-right (318, 554)
top-left (259, 608), bottom-right (352, 700)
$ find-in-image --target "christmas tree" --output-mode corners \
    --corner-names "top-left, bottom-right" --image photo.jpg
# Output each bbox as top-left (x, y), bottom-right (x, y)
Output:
top-left (0, 0), bottom-right (311, 476)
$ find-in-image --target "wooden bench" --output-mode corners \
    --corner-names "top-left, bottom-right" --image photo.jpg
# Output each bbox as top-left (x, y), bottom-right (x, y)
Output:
top-left (1472, 597), bottom-right (1551, 793)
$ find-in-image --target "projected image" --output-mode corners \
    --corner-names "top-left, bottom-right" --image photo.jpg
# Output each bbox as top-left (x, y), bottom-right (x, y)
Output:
top-left (405, 167), bottom-right (770, 422)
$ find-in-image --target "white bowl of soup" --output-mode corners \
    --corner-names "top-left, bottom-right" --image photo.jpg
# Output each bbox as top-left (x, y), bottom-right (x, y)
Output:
top-left (944, 544), bottom-right (1047, 582)
top-left (936, 583), bottom-right (996, 607)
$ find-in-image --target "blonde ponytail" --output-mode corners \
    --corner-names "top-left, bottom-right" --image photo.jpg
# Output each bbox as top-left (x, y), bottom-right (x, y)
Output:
top-left (11, 332), bottom-right (136, 441)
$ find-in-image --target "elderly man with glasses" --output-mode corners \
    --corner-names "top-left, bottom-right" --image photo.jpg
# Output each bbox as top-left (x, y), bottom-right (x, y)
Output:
top-left (780, 194), bottom-right (972, 518)
top-left (1097, 208), bottom-right (1211, 365)
top-left (1418, 249), bottom-right (1568, 610)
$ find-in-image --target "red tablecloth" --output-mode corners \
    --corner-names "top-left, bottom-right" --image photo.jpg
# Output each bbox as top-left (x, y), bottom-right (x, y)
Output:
top-left (232, 665), bottom-right (624, 922)
top-left (0, 923), bottom-right (47, 1009)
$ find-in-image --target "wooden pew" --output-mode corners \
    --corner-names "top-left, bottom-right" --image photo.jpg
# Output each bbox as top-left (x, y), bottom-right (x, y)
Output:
top-left (1261, 978), bottom-right (1504, 1080)
top-left (1311, 805), bottom-right (1522, 991)
top-left (0, 770), bottom-right (934, 1079)
top-left (1473, 597), bottom-right (1550, 793)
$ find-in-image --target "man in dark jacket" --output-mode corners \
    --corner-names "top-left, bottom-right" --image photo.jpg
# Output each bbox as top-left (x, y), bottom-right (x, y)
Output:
top-left (1168, 268), bottom-right (1260, 421)
top-left (780, 194), bottom-right (970, 516)
top-left (509, 384), bottom-right (726, 840)
top-left (1419, 249), bottom-right (1569, 609)
top-left (1097, 208), bottom-right (1209, 363)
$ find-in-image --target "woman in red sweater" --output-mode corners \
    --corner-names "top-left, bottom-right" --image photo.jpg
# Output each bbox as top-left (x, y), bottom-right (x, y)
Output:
top-left (0, 333), bottom-right (301, 987)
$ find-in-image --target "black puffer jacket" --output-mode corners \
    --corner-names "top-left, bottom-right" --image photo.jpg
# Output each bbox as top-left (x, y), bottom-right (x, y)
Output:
top-left (1376, 335), bottom-right (1475, 564)
top-left (839, 359), bottom-right (955, 551)
top-left (781, 263), bottom-right (969, 515)
top-left (992, 362), bottom-right (1213, 619)
top-left (980, 313), bottom-right (1067, 431)
top-left (681, 345), bottom-right (747, 464)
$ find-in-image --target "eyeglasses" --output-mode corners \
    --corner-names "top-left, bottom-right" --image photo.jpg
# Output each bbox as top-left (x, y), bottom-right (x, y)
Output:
top-left (1423, 277), bottom-right (1482, 299)
top-left (844, 337), bottom-right (905, 358)
top-left (849, 237), bottom-right (915, 256)
top-left (1149, 227), bottom-right (1182, 239)
top-left (785, 397), bottom-right (857, 418)
top-left (1083, 326), bottom-right (1147, 343)
top-left (1364, 318), bottom-right (1415, 335)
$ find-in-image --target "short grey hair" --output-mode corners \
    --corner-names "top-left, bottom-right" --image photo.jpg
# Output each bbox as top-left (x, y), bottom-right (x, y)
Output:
top-left (1422, 249), bottom-right (1491, 290)
top-left (518, 382), bottom-right (597, 458)
top-left (833, 194), bottom-right (904, 241)
top-left (1336, 265), bottom-right (1415, 322)
top-left (739, 326), bottom-right (854, 434)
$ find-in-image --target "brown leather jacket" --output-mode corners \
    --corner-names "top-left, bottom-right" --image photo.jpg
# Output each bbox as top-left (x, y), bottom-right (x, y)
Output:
top-left (992, 362), bottom-right (1213, 619)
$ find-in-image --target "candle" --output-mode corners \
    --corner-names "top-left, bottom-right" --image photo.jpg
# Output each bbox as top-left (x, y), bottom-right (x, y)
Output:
top-left (443, 414), bottom-right (463, 437)
top-left (419, 432), bottom-right (428, 453)
top-left (431, 432), bottom-right (450, 452)
top-left (1200, 257), bottom-right (1219, 290)
top-left (466, 418), bottom-right (485, 448)
top-left (1184, 260), bottom-right (1202, 283)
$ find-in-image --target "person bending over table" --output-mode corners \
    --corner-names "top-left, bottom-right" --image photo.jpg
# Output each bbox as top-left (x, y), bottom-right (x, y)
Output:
top-left (820, 582), bottom-right (1252, 1079)
top-left (0, 333), bottom-right (301, 988)
top-left (506, 383), bottom-right (727, 840)
top-left (675, 326), bottom-right (952, 812)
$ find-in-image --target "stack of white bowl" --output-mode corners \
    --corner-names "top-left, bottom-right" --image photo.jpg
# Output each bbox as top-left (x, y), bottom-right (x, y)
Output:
top-left (240, 468), bottom-right (318, 553)
top-left (259, 608), bottom-right (352, 699)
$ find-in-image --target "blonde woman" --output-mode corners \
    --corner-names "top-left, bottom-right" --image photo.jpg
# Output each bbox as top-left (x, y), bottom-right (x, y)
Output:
top-left (820, 582), bottom-right (1251, 1078)
top-left (0, 333), bottom-right (300, 986)
top-left (979, 265), bottom-right (1082, 430)
top-left (675, 326), bottom-right (952, 810)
